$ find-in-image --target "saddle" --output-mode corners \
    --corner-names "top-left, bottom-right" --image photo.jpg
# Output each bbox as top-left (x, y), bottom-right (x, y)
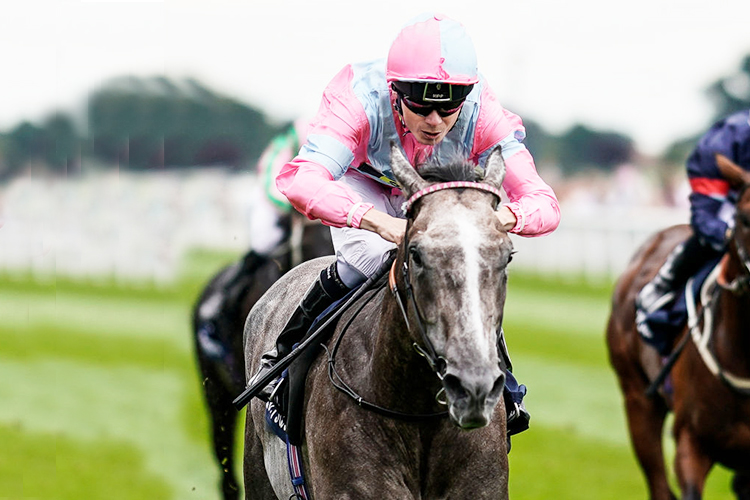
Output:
top-left (639, 255), bottom-right (722, 356)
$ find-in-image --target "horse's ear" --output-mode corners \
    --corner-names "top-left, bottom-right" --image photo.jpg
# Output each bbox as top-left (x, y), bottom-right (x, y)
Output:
top-left (390, 141), bottom-right (428, 196)
top-left (716, 153), bottom-right (750, 188)
top-left (482, 145), bottom-right (506, 189)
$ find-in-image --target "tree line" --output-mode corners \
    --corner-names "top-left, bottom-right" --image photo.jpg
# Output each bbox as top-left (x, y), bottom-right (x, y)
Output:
top-left (1, 55), bottom-right (748, 181)
top-left (0, 77), bottom-right (283, 180)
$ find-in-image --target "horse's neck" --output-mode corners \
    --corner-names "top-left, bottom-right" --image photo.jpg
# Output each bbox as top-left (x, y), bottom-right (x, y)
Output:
top-left (715, 255), bottom-right (750, 375)
top-left (364, 294), bottom-right (446, 413)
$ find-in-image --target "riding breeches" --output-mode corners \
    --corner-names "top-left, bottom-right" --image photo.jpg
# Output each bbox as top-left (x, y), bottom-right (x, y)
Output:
top-left (249, 183), bottom-right (288, 255)
top-left (330, 171), bottom-right (405, 288)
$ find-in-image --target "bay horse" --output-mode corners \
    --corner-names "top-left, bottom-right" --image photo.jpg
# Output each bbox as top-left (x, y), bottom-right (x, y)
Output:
top-left (606, 159), bottom-right (750, 499)
top-left (242, 144), bottom-right (512, 499)
top-left (192, 214), bottom-right (333, 500)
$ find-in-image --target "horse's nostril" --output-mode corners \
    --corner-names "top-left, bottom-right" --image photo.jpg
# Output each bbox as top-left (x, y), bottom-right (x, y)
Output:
top-left (490, 372), bottom-right (506, 401)
top-left (443, 374), bottom-right (469, 401)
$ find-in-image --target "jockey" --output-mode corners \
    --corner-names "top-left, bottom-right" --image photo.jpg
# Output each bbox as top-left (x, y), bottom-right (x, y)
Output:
top-left (248, 13), bottom-right (561, 437)
top-left (199, 119), bottom-right (309, 361)
top-left (636, 109), bottom-right (750, 353)
top-left (232, 118), bottom-right (309, 283)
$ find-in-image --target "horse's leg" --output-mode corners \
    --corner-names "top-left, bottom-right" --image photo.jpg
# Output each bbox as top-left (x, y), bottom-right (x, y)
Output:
top-left (674, 428), bottom-right (713, 500)
top-left (732, 471), bottom-right (750, 500)
top-left (202, 374), bottom-right (241, 500)
top-left (242, 412), bottom-right (277, 500)
top-left (621, 384), bottom-right (677, 500)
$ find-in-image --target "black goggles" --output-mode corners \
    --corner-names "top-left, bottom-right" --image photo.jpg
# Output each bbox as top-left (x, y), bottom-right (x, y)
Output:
top-left (399, 94), bottom-right (465, 117)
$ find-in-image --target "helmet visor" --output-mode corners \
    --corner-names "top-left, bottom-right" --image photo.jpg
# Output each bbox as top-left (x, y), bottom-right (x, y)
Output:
top-left (392, 81), bottom-right (474, 103)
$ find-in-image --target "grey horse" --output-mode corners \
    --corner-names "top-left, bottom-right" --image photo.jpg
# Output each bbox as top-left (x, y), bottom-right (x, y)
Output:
top-left (242, 144), bottom-right (512, 499)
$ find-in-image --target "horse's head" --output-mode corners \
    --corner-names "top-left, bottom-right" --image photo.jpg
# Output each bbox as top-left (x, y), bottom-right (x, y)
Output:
top-left (390, 143), bottom-right (512, 429)
top-left (716, 157), bottom-right (750, 283)
top-left (734, 183), bottom-right (750, 268)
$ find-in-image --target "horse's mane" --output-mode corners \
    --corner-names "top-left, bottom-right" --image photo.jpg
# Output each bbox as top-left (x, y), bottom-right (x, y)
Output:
top-left (417, 155), bottom-right (483, 183)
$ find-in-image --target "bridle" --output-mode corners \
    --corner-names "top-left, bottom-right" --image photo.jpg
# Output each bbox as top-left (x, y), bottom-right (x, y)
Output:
top-left (326, 180), bottom-right (503, 420)
top-left (719, 184), bottom-right (750, 295)
top-left (391, 181), bottom-right (503, 381)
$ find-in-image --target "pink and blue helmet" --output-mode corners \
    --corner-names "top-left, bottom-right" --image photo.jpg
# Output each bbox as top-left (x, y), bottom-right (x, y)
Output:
top-left (386, 13), bottom-right (478, 103)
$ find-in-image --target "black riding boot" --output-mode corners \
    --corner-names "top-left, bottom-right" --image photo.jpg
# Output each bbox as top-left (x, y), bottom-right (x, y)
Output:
top-left (635, 234), bottom-right (717, 340)
top-left (249, 262), bottom-right (350, 402)
top-left (497, 329), bottom-right (530, 438)
top-left (196, 250), bottom-right (268, 367)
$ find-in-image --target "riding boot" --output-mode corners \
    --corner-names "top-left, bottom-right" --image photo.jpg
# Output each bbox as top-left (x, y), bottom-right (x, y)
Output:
top-left (248, 262), bottom-right (350, 402)
top-left (497, 328), bottom-right (531, 437)
top-left (635, 234), bottom-right (716, 342)
top-left (196, 250), bottom-right (268, 367)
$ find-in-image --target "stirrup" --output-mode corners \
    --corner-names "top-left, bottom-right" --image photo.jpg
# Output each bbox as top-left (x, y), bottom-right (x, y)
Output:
top-left (248, 360), bottom-right (285, 403)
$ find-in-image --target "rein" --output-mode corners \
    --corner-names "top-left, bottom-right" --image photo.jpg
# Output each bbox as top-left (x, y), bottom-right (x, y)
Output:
top-left (687, 256), bottom-right (750, 396)
top-left (324, 282), bottom-right (449, 421)
top-left (389, 257), bottom-right (448, 380)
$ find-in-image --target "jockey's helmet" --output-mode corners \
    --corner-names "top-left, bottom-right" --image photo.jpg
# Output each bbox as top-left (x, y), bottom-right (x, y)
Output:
top-left (386, 13), bottom-right (477, 106)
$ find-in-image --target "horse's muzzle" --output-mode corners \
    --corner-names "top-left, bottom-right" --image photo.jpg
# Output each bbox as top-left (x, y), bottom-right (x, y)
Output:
top-left (443, 369), bottom-right (505, 429)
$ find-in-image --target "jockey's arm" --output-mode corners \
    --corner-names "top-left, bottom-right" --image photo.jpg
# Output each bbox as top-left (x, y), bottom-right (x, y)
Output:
top-left (359, 209), bottom-right (407, 244)
top-left (715, 153), bottom-right (750, 186)
top-left (472, 87), bottom-right (560, 237)
top-left (495, 206), bottom-right (517, 231)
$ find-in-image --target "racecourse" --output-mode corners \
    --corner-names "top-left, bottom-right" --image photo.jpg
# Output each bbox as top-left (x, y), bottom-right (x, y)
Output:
top-left (0, 250), bottom-right (735, 499)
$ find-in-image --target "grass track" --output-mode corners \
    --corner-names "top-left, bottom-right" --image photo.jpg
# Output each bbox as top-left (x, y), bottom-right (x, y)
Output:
top-left (0, 253), bottom-right (736, 499)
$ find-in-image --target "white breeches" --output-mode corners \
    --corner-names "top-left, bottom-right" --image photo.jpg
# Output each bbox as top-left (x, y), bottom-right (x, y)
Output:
top-left (330, 171), bottom-right (405, 288)
top-left (249, 183), bottom-right (288, 255)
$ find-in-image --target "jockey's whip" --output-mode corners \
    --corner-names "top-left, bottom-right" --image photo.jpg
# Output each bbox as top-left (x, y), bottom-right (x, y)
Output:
top-left (232, 252), bottom-right (396, 410)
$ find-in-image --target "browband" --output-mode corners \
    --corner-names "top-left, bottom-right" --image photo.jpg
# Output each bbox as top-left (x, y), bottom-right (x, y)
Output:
top-left (401, 181), bottom-right (502, 214)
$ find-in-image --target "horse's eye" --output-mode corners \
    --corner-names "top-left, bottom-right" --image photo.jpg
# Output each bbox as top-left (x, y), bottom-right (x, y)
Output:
top-left (409, 247), bottom-right (423, 268)
top-left (507, 251), bottom-right (516, 264)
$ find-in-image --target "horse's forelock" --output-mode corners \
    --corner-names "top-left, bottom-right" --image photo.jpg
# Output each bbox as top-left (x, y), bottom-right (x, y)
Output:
top-left (418, 156), bottom-right (482, 184)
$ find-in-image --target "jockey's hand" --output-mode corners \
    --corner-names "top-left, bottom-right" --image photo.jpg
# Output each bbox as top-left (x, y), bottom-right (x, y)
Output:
top-left (495, 206), bottom-right (517, 232)
top-left (360, 208), bottom-right (407, 244)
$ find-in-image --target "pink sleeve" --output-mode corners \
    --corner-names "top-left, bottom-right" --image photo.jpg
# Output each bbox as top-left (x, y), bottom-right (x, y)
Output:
top-left (501, 153), bottom-right (560, 236)
top-left (275, 65), bottom-right (374, 228)
top-left (276, 160), bottom-right (373, 228)
top-left (473, 84), bottom-right (560, 237)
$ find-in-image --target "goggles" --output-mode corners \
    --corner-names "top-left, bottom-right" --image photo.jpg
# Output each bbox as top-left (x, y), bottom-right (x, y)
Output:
top-left (399, 94), bottom-right (465, 117)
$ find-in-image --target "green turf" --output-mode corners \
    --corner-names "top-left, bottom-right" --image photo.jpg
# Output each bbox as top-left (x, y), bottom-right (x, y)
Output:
top-left (0, 423), bottom-right (172, 499)
top-left (0, 255), bottom-right (736, 499)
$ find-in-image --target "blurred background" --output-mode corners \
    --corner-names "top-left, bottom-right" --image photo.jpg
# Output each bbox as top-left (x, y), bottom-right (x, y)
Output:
top-left (1, 0), bottom-right (749, 498)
